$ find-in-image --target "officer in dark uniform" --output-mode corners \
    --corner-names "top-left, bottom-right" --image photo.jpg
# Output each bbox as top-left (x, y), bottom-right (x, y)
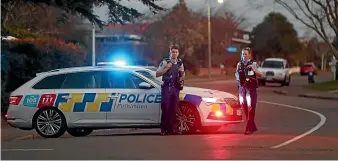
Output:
top-left (156, 44), bottom-right (185, 135)
top-left (235, 47), bottom-right (262, 135)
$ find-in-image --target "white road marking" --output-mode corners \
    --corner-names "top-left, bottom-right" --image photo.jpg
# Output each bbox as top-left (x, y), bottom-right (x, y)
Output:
top-left (2, 149), bottom-right (53, 152)
top-left (259, 101), bottom-right (327, 149)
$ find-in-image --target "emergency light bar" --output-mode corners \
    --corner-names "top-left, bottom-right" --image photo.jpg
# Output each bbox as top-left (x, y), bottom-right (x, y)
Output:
top-left (97, 61), bottom-right (126, 66)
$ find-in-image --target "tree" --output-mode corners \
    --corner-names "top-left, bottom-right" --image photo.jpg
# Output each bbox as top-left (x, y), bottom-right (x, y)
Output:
top-left (144, 0), bottom-right (241, 74)
top-left (1, 0), bottom-right (164, 29)
top-left (1, 37), bottom-right (87, 113)
top-left (274, 0), bottom-right (338, 58)
top-left (251, 12), bottom-right (301, 60)
top-left (143, 1), bottom-right (205, 74)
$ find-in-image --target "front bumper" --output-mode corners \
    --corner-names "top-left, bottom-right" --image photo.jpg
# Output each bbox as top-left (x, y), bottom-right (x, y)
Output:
top-left (199, 102), bottom-right (243, 126)
top-left (259, 75), bottom-right (285, 82)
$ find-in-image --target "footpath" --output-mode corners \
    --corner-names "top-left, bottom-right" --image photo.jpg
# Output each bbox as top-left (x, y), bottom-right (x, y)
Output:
top-left (273, 85), bottom-right (338, 101)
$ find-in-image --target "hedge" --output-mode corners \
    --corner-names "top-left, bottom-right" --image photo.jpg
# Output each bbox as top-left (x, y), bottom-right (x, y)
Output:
top-left (1, 37), bottom-right (88, 114)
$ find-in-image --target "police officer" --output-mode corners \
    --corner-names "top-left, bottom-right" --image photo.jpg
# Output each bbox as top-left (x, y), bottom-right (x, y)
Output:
top-left (156, 44), bottom-right (185, 135)
top-left (235, 47), bottom-right (262, 135)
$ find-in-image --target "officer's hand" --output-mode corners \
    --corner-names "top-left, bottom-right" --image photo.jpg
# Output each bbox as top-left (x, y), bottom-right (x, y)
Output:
top-left (166, 62), bottom-right (172, 69)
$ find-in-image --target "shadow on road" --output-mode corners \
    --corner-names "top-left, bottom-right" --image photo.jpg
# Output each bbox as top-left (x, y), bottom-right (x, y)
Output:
top-left (90, 130), bottom-right (243, 137)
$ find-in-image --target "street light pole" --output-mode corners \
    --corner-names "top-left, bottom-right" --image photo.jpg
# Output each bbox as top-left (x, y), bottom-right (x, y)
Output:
top-left (207, 0), bottom-right (212, 79)
top-left (207, 0), bottom-right (224, 79)
top-left (92, 23), bottom-right (96, 66)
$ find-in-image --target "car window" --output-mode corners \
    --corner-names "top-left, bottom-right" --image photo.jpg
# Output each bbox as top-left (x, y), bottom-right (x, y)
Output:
top-left (262, 61), bottom-right (284, 69)
top-left (32, 74), bottom-right (66, 89)
top-left (106, 71), bottom-right (146, 89)
top-left (60, 71), bottom-right (104, 89)
top-left (136, 70), bottom-right (162, 85)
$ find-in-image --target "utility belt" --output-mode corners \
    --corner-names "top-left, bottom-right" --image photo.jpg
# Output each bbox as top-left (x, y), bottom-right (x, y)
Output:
top-left (162, 81), bottom-right (179, 89)
top-left (239, 77), bottom-right (258, 88)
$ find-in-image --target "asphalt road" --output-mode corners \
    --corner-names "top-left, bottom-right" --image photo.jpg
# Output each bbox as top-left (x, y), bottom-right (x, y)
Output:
top-left (2, 75), bottom-right (338, 160)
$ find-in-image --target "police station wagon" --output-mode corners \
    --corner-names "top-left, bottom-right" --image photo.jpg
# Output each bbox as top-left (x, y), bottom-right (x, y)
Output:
top-left (6, 65), bottom-right (243, 138)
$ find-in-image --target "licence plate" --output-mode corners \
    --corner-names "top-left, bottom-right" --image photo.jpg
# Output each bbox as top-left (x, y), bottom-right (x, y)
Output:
top-left (236, 110), bottom-right (242, 115)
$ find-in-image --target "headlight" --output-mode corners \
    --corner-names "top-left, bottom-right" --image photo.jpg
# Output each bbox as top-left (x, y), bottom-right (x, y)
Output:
top-left (202, 97), bottom-right (224, 103)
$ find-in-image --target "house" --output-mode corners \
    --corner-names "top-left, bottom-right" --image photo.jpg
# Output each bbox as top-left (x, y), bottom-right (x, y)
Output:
top-left (94, 23), bottom-right (152, 65)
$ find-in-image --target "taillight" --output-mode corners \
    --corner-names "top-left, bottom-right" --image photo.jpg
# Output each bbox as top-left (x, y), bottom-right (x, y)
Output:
top-left (9, 95), bottom-right (23, 105)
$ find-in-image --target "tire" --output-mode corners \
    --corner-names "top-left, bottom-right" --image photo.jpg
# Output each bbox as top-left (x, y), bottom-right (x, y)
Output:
top-left (281, 76), bottom-right (287, 86)
top-left (285, 76), bottom-right (291, 86)
top-left (175, 102), bottom-right (200, 134)
top-left (67, 128), bottom-right (93, 137)
top-left (199, 125), bottom-right (222, 133)
top-left (259, 80), bottom-right (266, 86)
top-left (33, 107), bottom-right (67, 138)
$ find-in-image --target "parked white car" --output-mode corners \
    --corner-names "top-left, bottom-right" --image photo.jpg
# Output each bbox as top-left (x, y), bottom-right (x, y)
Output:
top-left (258, 58), bottom-right (291, 86)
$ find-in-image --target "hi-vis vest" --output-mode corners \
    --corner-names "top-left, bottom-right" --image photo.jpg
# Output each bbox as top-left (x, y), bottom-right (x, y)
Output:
top-left (162, 58), bottom-right (184, 90)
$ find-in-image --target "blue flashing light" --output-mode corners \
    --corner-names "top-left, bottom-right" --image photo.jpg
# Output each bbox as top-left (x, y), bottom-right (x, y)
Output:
top-left (227, 47), bottom-right (237, 53)
top-left (97, 60), bottom-right (126, 66)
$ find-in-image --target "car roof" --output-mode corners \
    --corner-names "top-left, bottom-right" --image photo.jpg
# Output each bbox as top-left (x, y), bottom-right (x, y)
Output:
top-left (264, 58), bottom-right (287, 62)
top-left (36, 65), bottom-right (153, 76)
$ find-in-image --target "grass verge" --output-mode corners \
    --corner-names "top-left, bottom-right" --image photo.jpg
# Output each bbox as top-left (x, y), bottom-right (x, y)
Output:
top-left (305, 80), bottom-right (338, 91)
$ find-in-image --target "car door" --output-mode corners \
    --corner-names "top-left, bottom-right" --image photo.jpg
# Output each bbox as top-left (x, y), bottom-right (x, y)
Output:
top-left (53, 71), bottom-right (107, 127)
top-left (104, 70), bottom-right (161, 125)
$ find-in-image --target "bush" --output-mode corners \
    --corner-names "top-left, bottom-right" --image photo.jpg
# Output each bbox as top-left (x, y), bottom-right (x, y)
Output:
top-left (1, 25), bottom-right (40, 38)
top-left (1, 37), bottom-right (88, 113)
top-left (182, 55), bottom-right (200, 76)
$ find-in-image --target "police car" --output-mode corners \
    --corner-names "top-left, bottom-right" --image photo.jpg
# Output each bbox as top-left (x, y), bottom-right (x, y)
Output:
top-left (6, 64), bottom-right (243, 138)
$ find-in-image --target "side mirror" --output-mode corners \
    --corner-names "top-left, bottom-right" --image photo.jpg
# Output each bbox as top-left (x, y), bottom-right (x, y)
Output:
top-left (138, 82), bottom-right (153, 89)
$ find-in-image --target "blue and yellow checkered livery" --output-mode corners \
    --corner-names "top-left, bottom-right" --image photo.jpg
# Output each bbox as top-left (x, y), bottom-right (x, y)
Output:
top-left (52, 92), bottom-right (234, 115)
top-left (54, 93), bottom-right (116, 112)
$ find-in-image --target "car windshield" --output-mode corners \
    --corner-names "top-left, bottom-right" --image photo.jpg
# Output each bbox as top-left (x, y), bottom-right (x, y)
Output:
top-left (135, 70), bottom-right (162, 85)
top-left (262, 61), bottom-right (284, 69)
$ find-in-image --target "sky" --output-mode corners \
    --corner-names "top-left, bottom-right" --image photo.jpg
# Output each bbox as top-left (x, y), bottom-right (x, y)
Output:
top-left (93, 0), bottom-right (318, 38)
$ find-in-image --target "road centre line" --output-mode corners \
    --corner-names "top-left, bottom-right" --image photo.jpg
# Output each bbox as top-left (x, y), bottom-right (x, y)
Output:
top-left (2, 149), bottom-right (54, 152)
top-left (259, 101), bottom-right (327, 149)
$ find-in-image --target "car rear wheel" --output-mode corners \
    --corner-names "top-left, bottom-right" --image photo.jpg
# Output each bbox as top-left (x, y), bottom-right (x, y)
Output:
top-left (67, 128), bottom-right (93, 137)
top-left (175, 102), bottom-right (200, 134)
top-left (33, 107), bottom-right (67, 138)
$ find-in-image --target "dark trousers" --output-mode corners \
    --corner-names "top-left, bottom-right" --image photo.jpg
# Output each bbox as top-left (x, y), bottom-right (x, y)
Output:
top-left (239, 86), bottom-right (258, 132)
top-left (160, 85), bottom-right (180, 133)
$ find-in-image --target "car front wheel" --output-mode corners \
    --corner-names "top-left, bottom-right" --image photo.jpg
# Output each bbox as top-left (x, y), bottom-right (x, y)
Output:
top-left (33, 107), bottom-right (67, 138)
top-left (175, 102), bottom-right (200, 134)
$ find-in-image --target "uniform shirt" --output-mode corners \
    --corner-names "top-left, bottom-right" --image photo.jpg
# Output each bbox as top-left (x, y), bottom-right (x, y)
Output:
top-left (235, 60), bottom-right (259, 81)
top-left (157, 58), bottom-right (185, 77)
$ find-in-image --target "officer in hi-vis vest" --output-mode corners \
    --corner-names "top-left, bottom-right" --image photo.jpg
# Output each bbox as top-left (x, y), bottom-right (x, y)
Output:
top-left (156, 44), bottom-right (185, 135)
top-left (235, 47), bottom-right (262, 135)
